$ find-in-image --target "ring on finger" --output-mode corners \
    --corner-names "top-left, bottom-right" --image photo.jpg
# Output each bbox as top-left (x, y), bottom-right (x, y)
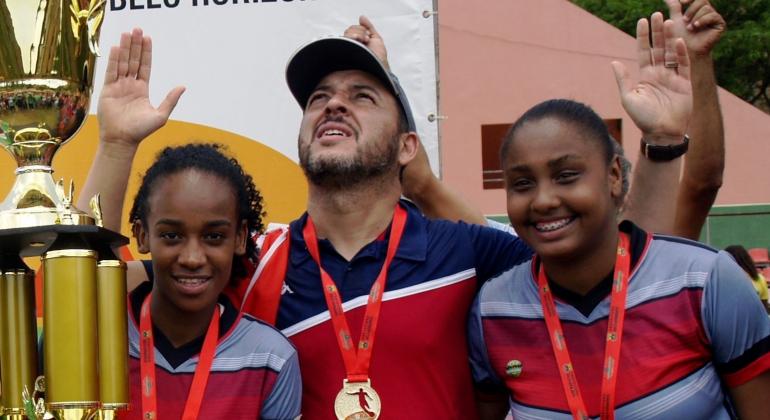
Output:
top-left (664, 61), bottom-right (679, 68)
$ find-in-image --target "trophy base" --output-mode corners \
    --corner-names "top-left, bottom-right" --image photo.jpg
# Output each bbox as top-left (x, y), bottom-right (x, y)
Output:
top-left (0, 208), bottom-right (94, 231)
top-left (0, 225), bottom-right (128, 258)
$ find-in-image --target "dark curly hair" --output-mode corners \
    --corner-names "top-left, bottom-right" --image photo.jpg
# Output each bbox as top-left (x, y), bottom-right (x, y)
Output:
top-left (129, 143), bottom-right (265, 282)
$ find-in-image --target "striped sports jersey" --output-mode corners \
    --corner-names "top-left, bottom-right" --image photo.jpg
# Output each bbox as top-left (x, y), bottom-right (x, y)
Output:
top-left (469, 222), bottom-right (770, 419)
top-left (125, 282), bottom-right (301, 420)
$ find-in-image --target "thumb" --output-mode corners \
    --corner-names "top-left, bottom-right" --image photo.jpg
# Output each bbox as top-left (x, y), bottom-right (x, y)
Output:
top-left (158, 86), bottom-right (186, 119)
top-left (611, 61), bottom-right (631, 98)
top-left (360, 15), bottom-right (381, 39)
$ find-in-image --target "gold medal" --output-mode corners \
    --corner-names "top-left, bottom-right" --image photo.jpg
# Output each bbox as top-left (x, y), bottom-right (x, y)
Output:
top-left (334, 379), bottom-right (381, 420)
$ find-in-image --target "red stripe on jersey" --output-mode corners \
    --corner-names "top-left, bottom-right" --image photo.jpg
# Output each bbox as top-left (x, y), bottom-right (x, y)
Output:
top-left (483, 288), bottom-right (708, 414)
top-left (723, 351), bottom-right (770, 387)
top-left (290, 275), bottom-right (479, 419)
top-left (125, 358), bottom-right (278, 420)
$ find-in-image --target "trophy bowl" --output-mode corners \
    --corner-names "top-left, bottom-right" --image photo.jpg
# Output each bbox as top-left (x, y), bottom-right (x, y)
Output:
top-left (0, 0), bottom-right (106, 229)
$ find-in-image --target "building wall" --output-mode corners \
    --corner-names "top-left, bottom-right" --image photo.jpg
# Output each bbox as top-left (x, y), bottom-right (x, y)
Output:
top-left (437, 0), bottom-right (770, 218)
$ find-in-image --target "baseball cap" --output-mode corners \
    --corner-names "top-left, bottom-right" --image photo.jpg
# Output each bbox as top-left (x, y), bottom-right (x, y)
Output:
top-left (285, 36), bottom-right (417, 132)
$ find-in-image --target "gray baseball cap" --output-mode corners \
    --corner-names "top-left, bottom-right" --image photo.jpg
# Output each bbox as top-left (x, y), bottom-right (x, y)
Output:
top-left (285, 36), bottom-right (417, 132)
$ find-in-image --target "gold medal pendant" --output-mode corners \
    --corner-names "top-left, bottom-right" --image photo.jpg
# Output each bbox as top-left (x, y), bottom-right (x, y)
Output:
top-left (334, 379), bottom-right (381, 420)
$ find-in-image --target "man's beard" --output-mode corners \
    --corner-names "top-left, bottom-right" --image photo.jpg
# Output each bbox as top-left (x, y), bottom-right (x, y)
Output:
top-left (299, 134), bottom-right (400, 190)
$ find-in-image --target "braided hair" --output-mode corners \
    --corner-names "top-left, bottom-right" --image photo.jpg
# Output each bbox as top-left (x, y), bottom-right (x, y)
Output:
top-left (129, 143), bottom-right (265, 282)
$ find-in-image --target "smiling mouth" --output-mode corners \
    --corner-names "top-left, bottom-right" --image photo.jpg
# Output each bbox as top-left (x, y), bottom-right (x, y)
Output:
top-left (534, 217), bottom-right (575, 233)
top-left (174, 277), bottom-right (210, 287)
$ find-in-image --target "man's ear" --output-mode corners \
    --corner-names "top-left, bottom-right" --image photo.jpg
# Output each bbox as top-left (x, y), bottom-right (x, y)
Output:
top-left (397, 131), bottom-right (419, 166)
top-left (132, 221), bottom-right (151, 254)
top-left (234, 220), bottom-right (248, 256)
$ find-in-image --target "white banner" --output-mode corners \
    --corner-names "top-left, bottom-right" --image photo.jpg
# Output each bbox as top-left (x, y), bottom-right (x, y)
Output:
top-left (94, 0), bottom-right (440, 169)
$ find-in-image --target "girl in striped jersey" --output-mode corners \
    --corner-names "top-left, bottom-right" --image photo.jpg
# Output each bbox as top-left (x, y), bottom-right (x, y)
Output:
top-left (97, 30), bottom-right (301, 419)
top-left (470, 12), bottom-right (770, 420)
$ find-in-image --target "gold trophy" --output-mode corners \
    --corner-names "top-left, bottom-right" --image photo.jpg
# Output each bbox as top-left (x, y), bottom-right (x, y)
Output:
top-left (0, 1), bottom-right (129, 419)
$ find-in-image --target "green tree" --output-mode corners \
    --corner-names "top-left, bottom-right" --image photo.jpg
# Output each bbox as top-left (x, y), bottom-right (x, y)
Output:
top-left (572, 0), bottom-right (770, 113)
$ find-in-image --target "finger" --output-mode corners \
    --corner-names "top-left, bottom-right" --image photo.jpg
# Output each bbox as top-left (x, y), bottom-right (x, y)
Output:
top-left (359, 15), bottom-right (381, 38)
top-left (127, 28), bottom-right (143, 78)
top-left (117, 32), bottom-right (130, 77)
top-left (690, 4), bottom-right (714, 27)
top-left (611, 61), bottom-right (632, 97)
top-left (683, 0), bottom-right (708, 21)
top-left (636, 18), bottom-right (652, 69)
top-left (664, 0), bottom-right (683, 20)
top-left (343, 26), bottom-right (370, 44)
top-left (138, 36), bottom-right (152, 82)
top-left (104, 46), bottom-right (120, 84)
top-left (675, 38), bottom-right (691, 81)
top-left (663, 20), bottom-right (678, 67)
top-left (692, 11), bottom-right (725, 31)
top-left (158, 86), bottom-right (186, 118)
top-left (650, 12), bottom-right (665, 66)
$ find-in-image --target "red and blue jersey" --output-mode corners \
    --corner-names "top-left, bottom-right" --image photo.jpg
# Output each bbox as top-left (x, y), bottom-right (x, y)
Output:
top-left (469, 222), bottom-right (770, 419)
top-left (248, 200), bottom-right (532, 419)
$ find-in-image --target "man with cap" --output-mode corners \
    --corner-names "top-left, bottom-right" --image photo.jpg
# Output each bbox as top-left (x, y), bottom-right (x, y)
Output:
top-left (80, 17), bottom-right (714, 419)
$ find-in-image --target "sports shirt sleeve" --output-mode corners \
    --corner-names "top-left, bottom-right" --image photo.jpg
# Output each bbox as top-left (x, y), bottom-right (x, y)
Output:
top-left (260, 351), bottom-right (302, 420)
top-left (468, 294), bottom-right (507, 393)
top-left (465, 222), bottom-right (533, 282)
top-left (702, 251), bottom-right (770, 387)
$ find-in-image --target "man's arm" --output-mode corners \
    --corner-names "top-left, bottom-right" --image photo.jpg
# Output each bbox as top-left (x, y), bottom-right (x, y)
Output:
top-left (76, 28), bottom-right (184, 232)
top-left (401, 141), bottom-right (488, 224)
top-left (345, 16), bottom-right (488, 224)
top-left (670, 0), bottom-right (726, 239)
top-left (615, 13), bottom-right (693, 233)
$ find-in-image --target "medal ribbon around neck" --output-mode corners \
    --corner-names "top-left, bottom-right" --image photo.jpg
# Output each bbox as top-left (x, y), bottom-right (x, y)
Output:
top-left (139, 293), bottom-right (220, 420)
top-left (302, 205), bottom-right (407, 383)
top-left (537, 232), bottom-right (631, 420)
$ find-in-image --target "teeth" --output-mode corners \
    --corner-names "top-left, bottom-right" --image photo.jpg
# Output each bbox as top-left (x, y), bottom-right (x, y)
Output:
top-left (323, 129), bottom-right (345, 136)
top-left (535, 218), bottom-right (572, 232)
top-left (176, 278), bottom-right (207, 286)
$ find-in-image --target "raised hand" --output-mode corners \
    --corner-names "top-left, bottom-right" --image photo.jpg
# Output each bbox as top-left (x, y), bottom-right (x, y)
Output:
top-left (665, 0), bottom-right (725, 57)
top-left (98, 28), bottom-right (185, 147)
top-left (343, 16), bottom-right (390, 69)
top-left (611, 13), bottom-right (692, 138)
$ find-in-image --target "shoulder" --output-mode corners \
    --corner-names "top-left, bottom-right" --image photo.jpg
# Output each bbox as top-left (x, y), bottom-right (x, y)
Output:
top-left (477, 258), bottom-right (536, 306)
top-left (222, 313), bottom-right (298, 373)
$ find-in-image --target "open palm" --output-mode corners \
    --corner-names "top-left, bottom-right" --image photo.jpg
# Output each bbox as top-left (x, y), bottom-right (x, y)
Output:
top-left (613, 15), bottom-right (692, 138)
top-left (98, 29), bottom-right (184, 146)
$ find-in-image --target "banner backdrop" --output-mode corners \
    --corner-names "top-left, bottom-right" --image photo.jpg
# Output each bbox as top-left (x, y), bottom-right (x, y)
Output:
top-left (96, 0), bottom-right (440, 173)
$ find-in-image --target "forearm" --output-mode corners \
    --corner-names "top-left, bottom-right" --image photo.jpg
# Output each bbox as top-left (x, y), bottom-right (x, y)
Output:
top-left (404, 175), bottom-right (487, 225)
top-left (76, 140), bottom-right (138, 232)
top-left (673, 54), bottom-right (724, 239)
top-left (621, 136), bottom-right (683, 234)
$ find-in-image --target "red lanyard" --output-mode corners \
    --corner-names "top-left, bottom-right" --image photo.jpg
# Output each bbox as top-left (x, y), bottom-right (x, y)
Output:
top-left (301, 205), bottom-right (407, 382)
top-left (537, 233), bottom-right (631, 420)
top-left (139, 293), bottom-right (220, 420)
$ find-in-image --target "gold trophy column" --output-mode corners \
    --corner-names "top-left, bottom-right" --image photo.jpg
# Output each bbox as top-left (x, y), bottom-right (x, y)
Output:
top-left (0, 258), bottom-right (38, 419)
top-left (96, 260), bottom-right (129, 420)
top-left (42, 250), bottom-right (99, 420)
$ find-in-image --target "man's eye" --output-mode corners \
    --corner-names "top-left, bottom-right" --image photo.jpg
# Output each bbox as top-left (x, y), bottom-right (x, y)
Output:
top-left (355, 92), bottom-right (375, 103)
top-left (307, 92), bottom-right (329, 106)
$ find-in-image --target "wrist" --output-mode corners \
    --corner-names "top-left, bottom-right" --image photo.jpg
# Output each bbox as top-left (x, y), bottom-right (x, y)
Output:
top-left (96, 139), bottom-right (139, 161)
top-left (640, 133), bottom-right (686, 146)
top-left (640, 135), bottom-right (689, 162)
